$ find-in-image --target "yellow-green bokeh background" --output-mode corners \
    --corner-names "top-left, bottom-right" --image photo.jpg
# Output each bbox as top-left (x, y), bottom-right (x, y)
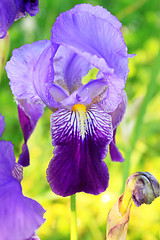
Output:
top-left (0, 0), bottom-right (160, 239)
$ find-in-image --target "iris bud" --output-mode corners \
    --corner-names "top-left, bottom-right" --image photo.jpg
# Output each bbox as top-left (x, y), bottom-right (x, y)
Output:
top-left (130, 172), bottom-right (159, 206)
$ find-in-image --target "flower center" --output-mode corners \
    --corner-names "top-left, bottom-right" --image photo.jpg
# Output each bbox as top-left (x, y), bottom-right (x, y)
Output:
top-left (72, 103), bottom-right (86, 112)
top-left (72, 104), bottom-right (87, 138)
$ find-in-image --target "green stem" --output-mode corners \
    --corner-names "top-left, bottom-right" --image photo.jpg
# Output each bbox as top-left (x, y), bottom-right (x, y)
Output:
top-left (121, 50), bottom-right (160, 192)
top-left (70, 194), bottom-right (78, 240)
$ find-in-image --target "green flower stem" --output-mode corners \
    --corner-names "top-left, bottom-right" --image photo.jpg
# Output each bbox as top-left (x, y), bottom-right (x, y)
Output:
top-left (122, 50), bottom-right (160, 192)
top-left (70, 194), bottom-right (78, 240)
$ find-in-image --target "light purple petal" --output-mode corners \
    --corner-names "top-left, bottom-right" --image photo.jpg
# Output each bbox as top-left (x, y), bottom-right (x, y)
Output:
top-left (53, 45), bottom-right (91, 93)
top-left (0, 114), bottom-right (5, 137)
top-left (17, 99), bottom-right (44, 166)
top-left (71, 4), bottom-right (122, 30)
top-left (109, 129), bottom-right (124, 162)
top-left (51, 4), bottom-right (129, 81)
top-left (34, 43), bottom-right (60, 109)
top-left (0, 180), bottom-right (45, 240)
top-left (77, 78), bottom-right (108, 104)
top-left (5, 40), bottom-right (50, 104)
top-left (110, 90), bottom-right (127, 130)
top-left (50, 83), bottom-right (69, 102)
top-left (47, 105), bottom-right (113, 196)
top-left (59, 78), bottom-right (108, 108)
top-left (97, 74), bottom-right (125, 112)
top-left (0, 136), bottom-right (45, 240)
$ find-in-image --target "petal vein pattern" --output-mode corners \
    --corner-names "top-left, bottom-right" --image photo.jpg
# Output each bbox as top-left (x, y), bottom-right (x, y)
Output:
top-left (47, 105), bottom-right (113, 196)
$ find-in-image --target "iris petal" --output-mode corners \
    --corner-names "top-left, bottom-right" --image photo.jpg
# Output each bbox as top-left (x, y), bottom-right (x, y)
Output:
top-left (98, 74), bottom-right (125, 112)
top-left (0, 135), bottom-right (45, 240)
top-left (6, 40), bottom-right (51, 165)
top-left (71, 4), bottom-right (122, 29)
top-left (51, 4), bottom-right (129, 81)
top-left (109, 91), bottom-right (127, 162)
top-left (17, 99), bottom-right (44, 166)
top-left (110, 90), bottom-right (127, 130)
top-left (77, 78), bottom-right (108, 104)
top-left (6, 40), bottom-right (50, 104)
top-left (0, 180), bottom-right (45, 240)
top-left (47, 105), bottom-right (112, 196)
top-left (54, 45), bottom-right (91, 93)
top-left (109, 129), bottom-right (124, 162)
top-left (34, 43), bottom-right (60, 109)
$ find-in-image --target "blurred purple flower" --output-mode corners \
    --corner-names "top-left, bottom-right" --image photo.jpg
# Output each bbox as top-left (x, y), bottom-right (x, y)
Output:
top-left (6, 4), bottom-right (133, 197)
top-left (0, 0), bottom-right (39, 38)
top-left (0, 114), bottom-right (45, 240)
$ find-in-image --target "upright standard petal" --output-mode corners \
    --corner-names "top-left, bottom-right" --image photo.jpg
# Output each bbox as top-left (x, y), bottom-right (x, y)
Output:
top-left (51, 4), bottom-right (129, 81)
top-left (51, 4), bottom-right (129, 113)
top-left (71, 4), bottom-right (122, 30)
top-left (47, 105), bottom-right (113, 196)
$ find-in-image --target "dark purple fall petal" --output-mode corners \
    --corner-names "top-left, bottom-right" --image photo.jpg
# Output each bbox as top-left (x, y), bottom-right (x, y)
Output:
top-left (109, 91), bottom-right (127, 162)
top-left (17, 99), bottom-right (44, 166)
top-left (47, 105), bottom-right (112, 196)
top-left (109, 129), bottom-right (124, 162)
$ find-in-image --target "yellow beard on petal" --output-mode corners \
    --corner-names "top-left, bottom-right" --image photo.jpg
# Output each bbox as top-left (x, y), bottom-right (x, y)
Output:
top-left (72, 104), bottom-right (87, 138)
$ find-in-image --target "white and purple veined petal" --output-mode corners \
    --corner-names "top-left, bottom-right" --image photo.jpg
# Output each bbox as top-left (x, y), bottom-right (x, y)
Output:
top-left (47, 104), bottom-right (113, 197)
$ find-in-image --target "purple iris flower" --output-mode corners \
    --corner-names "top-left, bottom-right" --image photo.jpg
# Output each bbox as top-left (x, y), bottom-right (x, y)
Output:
top-left (0, 0), bottom-right (39, 38)
top-left (0, 114), bottom-right (45, 240)
top-left (6, 4), bottom-right (133, 197)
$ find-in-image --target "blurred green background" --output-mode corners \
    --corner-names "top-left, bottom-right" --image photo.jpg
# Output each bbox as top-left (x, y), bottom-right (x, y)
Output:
top-left (0, 0), bottom-right (160, 239)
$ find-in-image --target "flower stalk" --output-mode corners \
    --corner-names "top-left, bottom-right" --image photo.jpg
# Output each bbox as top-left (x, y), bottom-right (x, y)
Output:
top-left (70, 194), bottom-right (78, 240)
